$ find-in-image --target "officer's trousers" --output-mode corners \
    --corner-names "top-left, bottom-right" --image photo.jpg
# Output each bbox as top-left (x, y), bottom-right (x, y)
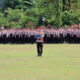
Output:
top-left (37, 42), bottom-right (43, 56)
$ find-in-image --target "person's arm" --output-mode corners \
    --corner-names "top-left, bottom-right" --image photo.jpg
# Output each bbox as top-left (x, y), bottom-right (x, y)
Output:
top-left (41, 32), bottom-right (44, 38)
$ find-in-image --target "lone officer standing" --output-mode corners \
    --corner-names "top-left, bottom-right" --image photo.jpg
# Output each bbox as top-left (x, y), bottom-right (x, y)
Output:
top-left (35, 27), bottom-right (44, 56)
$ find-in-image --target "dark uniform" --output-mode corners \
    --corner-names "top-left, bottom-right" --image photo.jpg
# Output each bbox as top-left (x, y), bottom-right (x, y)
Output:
top-left (30, 29), bottom-right (34, 44)
top-left (59, 29), bottom-right (64, 43)
top-left (0, 30), bottom-right (1, 43)
top-left (50, 29), bottom-right (53, 43)
top-left (2, 29), bottom-right (7, 43)
top-left (36, 28), bottom-right (44, 56)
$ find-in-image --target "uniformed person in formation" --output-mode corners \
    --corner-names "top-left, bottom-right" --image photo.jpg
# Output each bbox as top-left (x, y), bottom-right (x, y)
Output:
top-left (1, 27), bottom-right (80, 44)
top-left (35, 27), bottom-right (44, 56)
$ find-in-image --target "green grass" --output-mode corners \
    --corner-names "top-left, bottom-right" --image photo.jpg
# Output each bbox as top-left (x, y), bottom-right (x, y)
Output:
top-left (0, 44), bottom-right (80, 80)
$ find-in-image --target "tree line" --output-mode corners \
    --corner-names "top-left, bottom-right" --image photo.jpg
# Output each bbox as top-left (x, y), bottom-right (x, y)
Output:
top-left (0, 0), bottom-right (80, 28)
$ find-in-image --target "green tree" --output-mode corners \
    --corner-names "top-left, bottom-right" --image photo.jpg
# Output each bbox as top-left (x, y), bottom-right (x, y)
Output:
top-left (54, 0), bottom-right (63, 27)
top-left (2, 0), bottom-right (33, 10)
top-left (4, 8), bottom-right (26, 28)
top-left (1, 0), bottom-right (80, 28)
top-left (33, 0), bottom-right (55, 26)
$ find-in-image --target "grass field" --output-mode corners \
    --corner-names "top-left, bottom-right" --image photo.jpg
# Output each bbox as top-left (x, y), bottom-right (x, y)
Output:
top-left (0, 44), bottom-right (80, 80)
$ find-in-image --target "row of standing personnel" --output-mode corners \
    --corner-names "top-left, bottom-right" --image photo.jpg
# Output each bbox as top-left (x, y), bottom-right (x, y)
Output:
top-left (0, 28), bottom-right (80, 44)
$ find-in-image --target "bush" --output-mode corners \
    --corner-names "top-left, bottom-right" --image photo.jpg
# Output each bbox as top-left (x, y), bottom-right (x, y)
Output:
top-left (62, 10), bottom-right (80, 26)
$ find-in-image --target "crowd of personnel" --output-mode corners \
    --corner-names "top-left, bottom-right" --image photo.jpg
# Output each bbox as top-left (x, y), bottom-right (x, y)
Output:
top-left (0, 28), bottom-right (80, 44)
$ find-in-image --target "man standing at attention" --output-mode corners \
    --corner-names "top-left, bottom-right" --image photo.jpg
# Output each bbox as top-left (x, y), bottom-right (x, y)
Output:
top-left (35, 27), bottom-right (44, 56)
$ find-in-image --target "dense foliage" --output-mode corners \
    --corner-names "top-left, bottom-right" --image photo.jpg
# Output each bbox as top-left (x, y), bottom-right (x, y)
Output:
top-left (0, 0), bottom-right (80, 28)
